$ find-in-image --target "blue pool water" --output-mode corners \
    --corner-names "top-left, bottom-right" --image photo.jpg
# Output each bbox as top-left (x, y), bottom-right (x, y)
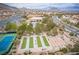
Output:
top-left (0, 34), bottom-right (16, 54)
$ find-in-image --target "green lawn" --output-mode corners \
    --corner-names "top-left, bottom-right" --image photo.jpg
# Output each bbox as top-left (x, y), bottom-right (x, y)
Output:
top-left (0, 34), bottom-right (6, 41)
top-left (21, 37), bottom-right (27, 49)
top-left (29, 37), bottom-right (33, 48)
top-left (43, 36), bottom-right (49, 46)
top-left (37, 36), bottom-right (42, 47)
top-left (0, 34), bottom-right (4, 40)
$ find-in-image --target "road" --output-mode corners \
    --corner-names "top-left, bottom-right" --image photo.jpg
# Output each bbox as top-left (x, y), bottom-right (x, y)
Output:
top-left (52, 16), bottom-right (79, 35)
top-left (0, 14), bottom-right (22, 27)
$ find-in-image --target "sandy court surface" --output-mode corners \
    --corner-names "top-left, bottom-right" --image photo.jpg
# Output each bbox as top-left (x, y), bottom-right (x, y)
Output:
top-left (48, 35), bottom-right (69, 49)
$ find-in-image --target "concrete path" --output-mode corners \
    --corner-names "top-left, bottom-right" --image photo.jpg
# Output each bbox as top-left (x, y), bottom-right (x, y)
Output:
top-left (33, 35), bottom-right (38, 48)
top-left (26, 36), bottom-right (29, 49)
top-left (18, 37), bottom-right (24, 49)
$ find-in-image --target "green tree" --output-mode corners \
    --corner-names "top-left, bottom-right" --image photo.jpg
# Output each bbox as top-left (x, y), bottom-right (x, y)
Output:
top-left (40, 23), bottom-right (45, 32)
top-left (5, 22), bottom-right (17, 31)
top-left (46, 19), bottom-right (56, 31)
top-left (50, 27), bottom-right (58, 36)
top-left (42, 14), bottom-right (52, 24)
top-left (60, 48), bottom-right (68, 53)
top-left (71, 41), bottom-right (79, 52)
top-left (55, 13), bottom-right (63, 18)
top-left (69, 32), bottom-right (74, 36)
top-left (26, 23), bottom-right (33, 34)
top-left (34, 23), bottom-right (43, 34)
top-left (75, 22), bottom-right (79, 28)
top-left (42, 17), bottom-right (49, 23)
top-left (17, 22), bottom-right (27, 35)
top-left (22, 15), bottom-right (28, 20)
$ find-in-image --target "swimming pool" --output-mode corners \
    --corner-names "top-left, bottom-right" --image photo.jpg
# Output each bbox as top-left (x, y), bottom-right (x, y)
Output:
top-left (0, 34), bottom-right (16, 54)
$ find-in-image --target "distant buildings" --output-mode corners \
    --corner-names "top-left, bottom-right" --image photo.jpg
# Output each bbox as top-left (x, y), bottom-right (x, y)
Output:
top-left (62, 15), bottom-right (79, 24)
top-left (0, 9), bottom-right (15, 19)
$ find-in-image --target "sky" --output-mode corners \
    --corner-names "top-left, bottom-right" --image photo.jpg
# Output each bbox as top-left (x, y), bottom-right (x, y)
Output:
top-left (5, 3), bottom-right (79, 10)
top-left (5, 3), bottom-right (78, 8)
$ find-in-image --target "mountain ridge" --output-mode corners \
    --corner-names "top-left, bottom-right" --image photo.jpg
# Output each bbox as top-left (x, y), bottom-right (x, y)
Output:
top-left (0, 3), bottom-right (17, 10)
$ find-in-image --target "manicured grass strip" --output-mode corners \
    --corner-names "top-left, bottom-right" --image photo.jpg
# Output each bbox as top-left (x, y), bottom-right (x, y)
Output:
top-left (37, 36), bottom-right (42, 47)
top-left (21, 37), bottom-right (27, 49)
top-left (0, 34), bottom-right (4, 41)
top-left (43, 36), bottom-right (49, 46)
top-left (29, 37), bottom-right (33, 48)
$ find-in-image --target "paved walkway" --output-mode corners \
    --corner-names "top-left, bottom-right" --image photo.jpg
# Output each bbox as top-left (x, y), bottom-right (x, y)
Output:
top-left (26, 36), bottom-right (29, 49)
top-left (33, 35), bottom-right (38, 48)
top-left (18, 37), bottom-right (24, 49)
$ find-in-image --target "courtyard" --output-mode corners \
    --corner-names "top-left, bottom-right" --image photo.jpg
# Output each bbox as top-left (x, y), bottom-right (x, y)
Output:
top-left (18, 35), bottom-right (50, 51)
